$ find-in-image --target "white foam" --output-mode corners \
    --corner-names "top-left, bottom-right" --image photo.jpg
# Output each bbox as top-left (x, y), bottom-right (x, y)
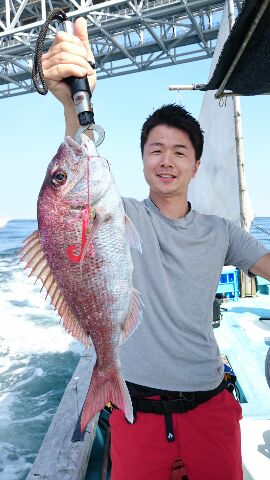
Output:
top-left (0, 391), bottom-right (17, 421)
top-left (0, 442), bottom-right (33, 480)
top-left (0, 314), bottom-right (83, 358)
top-left (0, 266), bottom-right (84, 358)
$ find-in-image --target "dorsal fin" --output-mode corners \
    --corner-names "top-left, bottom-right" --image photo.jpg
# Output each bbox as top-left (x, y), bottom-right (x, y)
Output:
top-left (19, 230), bottom-right (91, 347)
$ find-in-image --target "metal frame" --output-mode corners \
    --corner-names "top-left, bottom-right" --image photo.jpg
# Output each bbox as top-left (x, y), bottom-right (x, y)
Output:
top-left (0, 0), bottom-right (241, 99)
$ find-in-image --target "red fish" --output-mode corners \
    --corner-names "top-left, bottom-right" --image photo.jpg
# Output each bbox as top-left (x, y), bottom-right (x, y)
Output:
top-left (20, 135), bottom-right (142, 436)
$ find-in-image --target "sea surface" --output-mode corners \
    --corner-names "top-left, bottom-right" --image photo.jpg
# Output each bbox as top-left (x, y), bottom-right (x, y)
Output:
top-left (0, 217), bottom-right (270, 480)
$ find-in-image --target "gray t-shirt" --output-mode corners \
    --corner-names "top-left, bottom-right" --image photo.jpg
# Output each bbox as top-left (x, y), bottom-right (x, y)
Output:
top-left (120, 197), bottom-right (268, 392)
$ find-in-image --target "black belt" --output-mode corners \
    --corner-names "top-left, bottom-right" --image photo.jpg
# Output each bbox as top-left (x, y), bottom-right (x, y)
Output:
top-left (127, 379), bottom-right (227, 416)
top-left (123, 379), bottom-right (228, 443)
top-left (111, 380), bottom-right (229, 442)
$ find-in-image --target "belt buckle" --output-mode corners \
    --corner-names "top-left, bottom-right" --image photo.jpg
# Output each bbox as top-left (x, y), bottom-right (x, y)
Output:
top-left (167, 392), bottom-right (183, 400)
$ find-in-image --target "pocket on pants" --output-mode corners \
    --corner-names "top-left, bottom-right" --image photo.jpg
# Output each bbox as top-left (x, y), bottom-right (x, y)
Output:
top-left (223, 388), bottom-right (243, 421)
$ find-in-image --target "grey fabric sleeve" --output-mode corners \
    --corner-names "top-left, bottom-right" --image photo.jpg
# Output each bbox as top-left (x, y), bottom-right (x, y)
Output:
top-left (224, 219), bottom-right (269, 276)
top-left (122, 197), bottom-right (127, 212)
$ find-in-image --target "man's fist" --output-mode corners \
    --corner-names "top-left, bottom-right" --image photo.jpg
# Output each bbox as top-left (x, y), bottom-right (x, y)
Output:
top-left (42, 17), bottom-right (96, 107)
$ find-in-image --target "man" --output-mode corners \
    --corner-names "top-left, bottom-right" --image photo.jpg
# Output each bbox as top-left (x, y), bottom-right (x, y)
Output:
top-left (42, 18), bottom-right (270, 480)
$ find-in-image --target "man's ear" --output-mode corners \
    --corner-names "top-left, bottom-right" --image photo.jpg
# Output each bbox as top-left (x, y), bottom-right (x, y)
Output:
top-left (192, 160), bottom-right (201, 178)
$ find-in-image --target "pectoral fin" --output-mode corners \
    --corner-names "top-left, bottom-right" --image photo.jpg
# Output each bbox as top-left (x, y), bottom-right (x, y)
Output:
top-left (79, 212), bottom-right (110, 270)
top-left (124, 215), bottom-right (142, 253)
top-left (120, 288), bottom-right (143, 344)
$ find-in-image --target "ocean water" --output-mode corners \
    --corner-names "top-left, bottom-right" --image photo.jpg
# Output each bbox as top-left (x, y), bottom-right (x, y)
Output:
top-left (0, 217), bottom-right (270, 479)
top-left (250, 218), bottom-right (270, 250)
top-left (0, 220), bottom-right (83, 480)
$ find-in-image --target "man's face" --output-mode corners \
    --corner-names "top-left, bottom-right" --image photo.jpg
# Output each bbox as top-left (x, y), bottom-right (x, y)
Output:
top-left (143, 125), bottom-right (200, 199)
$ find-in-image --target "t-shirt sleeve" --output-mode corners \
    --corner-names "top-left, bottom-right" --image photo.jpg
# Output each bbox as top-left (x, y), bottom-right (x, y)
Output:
top-left (122, 197), bottom-right (138, 217)
top-left (224, 219), bottom-right (269, 276)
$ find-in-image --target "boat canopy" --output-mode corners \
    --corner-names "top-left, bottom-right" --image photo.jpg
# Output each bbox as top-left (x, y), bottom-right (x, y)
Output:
top-left (204, 0), bottom-right (270, 96)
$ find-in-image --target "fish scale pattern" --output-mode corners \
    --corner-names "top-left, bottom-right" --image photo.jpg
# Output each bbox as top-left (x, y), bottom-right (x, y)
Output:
top-left (20, 135), bottom-right (142, 427)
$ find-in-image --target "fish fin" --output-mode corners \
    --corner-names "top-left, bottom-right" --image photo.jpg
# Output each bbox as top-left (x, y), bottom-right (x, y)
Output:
top-left (61, 306), bottom-right (92, 347)
top-left (79, 213), bottom-right (103, 269)
top-left (19, 231), bottom-right (91, 347)
top-left (79, 212), bottom-right (111, 270)
top-left (119, 288), bottom-right (143, 344)
top-left (124, 215), bottom-right (142, 253)
top-left (75, 364), bottom-right (133, 439)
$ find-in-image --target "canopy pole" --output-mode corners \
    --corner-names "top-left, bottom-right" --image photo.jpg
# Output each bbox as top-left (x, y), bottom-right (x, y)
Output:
top-left (228, 0), bottom-right (249, 231)
top-left (228, 0), bottom-right (256, 297)
top-left (233, 95), bottom-right (250, 231)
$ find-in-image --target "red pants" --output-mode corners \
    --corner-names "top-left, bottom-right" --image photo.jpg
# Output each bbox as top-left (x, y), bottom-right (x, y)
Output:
top-left (109, 389), bottom-right (243, 480)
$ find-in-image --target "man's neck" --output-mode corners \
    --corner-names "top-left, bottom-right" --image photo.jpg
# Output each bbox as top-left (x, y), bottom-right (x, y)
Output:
top-left (150, 192), bottom-right (190, 219)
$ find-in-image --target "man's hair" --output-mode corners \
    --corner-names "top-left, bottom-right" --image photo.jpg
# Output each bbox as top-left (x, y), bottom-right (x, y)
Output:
top-left (140, 104), bottom-right (204, 160)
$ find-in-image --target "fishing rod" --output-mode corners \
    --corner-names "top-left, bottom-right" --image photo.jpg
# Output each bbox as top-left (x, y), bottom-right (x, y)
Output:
top-left (32, 8), bottom-right (105, 146)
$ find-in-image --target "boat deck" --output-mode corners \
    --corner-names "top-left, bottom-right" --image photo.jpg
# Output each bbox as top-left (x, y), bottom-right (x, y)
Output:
top-left (214, 295), bottom-right (270, 480)
top-left (26, 294), bottom-right (270, 479)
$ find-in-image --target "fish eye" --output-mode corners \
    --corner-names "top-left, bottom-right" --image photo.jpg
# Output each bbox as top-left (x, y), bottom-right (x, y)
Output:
top-left (51, 170), bottom-right (67, 186)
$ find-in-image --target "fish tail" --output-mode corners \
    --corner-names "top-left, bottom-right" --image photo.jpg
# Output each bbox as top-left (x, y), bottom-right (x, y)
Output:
top-left (72, 364), bottom-right (133, 442)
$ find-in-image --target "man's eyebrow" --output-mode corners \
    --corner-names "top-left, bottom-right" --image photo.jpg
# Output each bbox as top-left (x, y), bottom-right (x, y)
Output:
top-left (175, 144), bottom-right (189, 149)
top-left (148, 142), bottom-right (163, 147)
top-left (148, 142), bottom-right (189, 149)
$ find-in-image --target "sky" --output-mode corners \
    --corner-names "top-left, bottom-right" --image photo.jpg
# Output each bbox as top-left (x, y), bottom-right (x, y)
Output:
top-left (0, 56), bottom-right (269, 219)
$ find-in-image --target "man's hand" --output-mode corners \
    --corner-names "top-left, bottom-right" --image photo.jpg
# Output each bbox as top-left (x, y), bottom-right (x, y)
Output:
top-left (41, 17), bottom-right (96, 137)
